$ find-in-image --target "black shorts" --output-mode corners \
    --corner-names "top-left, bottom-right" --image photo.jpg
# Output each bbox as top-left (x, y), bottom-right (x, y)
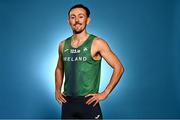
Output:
top-left (61, 96), bottom-right (103, 119)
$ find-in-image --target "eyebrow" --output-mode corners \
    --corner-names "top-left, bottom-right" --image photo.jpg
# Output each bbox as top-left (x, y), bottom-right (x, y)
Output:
top-left (70, 13), bottom-right (86, 16)
top-left (78, 13), bottom-right (85, 16)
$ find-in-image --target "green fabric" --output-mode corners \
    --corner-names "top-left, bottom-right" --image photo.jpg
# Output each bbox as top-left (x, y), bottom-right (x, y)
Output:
top-left (62, 34), bottom-right (102, 96)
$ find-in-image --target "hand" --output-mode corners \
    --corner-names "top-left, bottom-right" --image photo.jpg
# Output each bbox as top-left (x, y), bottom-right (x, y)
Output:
top-left (85, 92), bottom-right (108, 107)
top-left (55, 90), bottom-right (67, 104)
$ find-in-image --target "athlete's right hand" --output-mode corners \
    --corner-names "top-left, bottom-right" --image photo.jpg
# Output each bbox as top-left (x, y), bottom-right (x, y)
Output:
top-left (55, 90), bottom-right (67, 104)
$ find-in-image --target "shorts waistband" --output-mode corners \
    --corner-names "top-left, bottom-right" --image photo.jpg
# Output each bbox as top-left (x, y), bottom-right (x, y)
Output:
top-left (64, 96), bottom-right (91, 102)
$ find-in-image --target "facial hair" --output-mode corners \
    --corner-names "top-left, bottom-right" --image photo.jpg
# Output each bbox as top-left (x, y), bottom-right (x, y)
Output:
top-left (73, 22), bottom-right (86, 34)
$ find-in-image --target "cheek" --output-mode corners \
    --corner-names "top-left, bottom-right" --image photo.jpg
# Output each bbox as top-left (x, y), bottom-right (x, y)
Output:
top-left (69, 19), bottom-right (75, 24)
top-left (80, 19), bottom-right (87, 24)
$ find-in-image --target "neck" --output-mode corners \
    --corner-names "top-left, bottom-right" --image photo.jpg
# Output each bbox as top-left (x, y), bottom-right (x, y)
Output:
top-left (73, 30), bottom-right (89, 41)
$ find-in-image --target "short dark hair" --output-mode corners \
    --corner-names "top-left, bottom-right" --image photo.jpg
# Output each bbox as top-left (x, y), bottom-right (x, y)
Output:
top-left (68, 4), bottom-right (90, 17)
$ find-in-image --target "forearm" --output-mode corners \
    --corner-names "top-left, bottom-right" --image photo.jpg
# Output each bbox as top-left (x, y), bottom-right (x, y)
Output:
top-left (55, 67), bottom-right (64, 92)
top-left (103, 66), bottom-right (124, 96)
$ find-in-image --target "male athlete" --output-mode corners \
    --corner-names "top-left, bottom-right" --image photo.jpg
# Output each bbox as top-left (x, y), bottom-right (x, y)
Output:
top-left (55, 4), bottom-right (124, 119)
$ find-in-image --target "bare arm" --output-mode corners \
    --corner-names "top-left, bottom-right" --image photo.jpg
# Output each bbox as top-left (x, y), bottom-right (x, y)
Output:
top-left (86, 38), bottom-right (124, 106)
top-left (55, 41), bottom-right (67, 104)
top-left (99, 39), bottom-right (124, 95)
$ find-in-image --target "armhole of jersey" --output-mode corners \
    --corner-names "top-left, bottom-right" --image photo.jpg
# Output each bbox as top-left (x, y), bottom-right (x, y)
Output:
top-left (90, 36), bottom-right (102, 61)
top-left (62, 36), bottom-right (72, 55)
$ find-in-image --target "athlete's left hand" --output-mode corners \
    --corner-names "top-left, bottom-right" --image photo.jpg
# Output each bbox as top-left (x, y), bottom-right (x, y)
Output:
top-left (85, 92), bottom-right (108, 107)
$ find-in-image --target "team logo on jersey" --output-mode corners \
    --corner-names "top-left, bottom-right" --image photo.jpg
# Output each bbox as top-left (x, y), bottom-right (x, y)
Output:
top-left (83, 47), bottom-right (88, 52)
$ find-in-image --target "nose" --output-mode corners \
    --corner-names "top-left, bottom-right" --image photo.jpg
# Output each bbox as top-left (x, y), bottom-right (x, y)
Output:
top-left (75, 18), bottom-right (79, 22)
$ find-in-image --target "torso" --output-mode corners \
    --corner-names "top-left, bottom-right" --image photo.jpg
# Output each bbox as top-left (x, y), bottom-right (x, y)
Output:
top-left (62, 34), bottom-right (102, 96)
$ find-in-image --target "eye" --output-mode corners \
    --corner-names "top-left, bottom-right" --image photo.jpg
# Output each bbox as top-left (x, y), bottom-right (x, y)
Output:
top-left (79, 15), bottom-right (84, 19)
top-left (70, 16), bottom-right (75, 19)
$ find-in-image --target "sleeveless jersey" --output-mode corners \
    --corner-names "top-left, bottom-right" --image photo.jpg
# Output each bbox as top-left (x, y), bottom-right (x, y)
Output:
top-left (62, 34), bottom-right (102, 96)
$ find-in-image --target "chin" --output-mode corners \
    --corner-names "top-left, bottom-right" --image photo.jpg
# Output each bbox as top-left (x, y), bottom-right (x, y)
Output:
top-left (73, 29), bottom-right (85, 34)
top-left (74, 30), bottom-right (84, 34)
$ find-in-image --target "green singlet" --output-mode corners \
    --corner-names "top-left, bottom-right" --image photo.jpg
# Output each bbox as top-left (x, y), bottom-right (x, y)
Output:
top-left (62, 34), bottom-right (102, 96)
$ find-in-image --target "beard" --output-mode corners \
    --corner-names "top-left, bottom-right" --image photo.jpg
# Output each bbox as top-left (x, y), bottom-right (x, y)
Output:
top-left (72, 22), bottom-right (86, 34)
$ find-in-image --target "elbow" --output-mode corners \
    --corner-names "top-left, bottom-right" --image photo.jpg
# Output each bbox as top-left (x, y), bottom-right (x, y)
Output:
top-left (55, 66), bottom-right (59, 73)
top-left (55, 67), bottom-right (58, 76)
top-left (55, 65), bottom-right (63, 72)
top-left (55, 66), bottom-right (62, 75)
top-left (121, 64), bottom-right (124, 74)
top-left (114, 63), bottom-right (124, 75)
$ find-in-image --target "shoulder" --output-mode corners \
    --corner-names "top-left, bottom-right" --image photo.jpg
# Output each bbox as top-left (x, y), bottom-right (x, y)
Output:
top-left (59, 40), bottom-right (65, 48)
top-left (58, 36), bottom-right (72, 50)
top-left (93, 36), bottom-right (110, 50)
top-left (58, 39), bottom-right (66, 54)
top-left (93, 36), bottom-right (109, 45)
top-left (93, 36), bottom-right (106, 43)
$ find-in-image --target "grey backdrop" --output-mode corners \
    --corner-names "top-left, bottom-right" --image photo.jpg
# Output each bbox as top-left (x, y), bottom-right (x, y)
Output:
top-left (0, 0), bottom-right (180, 119)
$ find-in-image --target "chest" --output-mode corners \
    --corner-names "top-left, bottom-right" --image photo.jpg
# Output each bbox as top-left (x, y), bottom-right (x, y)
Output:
top-left (62, 45), bottom-right (90, 62)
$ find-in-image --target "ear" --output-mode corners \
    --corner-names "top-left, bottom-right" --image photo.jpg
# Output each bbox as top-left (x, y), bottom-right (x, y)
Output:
top-left (86, 17), bottom-right (91, 25)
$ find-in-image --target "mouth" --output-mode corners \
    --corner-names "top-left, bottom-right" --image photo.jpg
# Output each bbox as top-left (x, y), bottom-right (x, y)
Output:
top-left (75, 24), bottom-right (81, 27)
top-left (74, 23), bottom-right (82, 26)
top-left (73, 24), bottom-right (82, 29)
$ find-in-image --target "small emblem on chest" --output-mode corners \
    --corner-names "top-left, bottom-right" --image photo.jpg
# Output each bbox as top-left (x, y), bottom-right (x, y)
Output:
top-left (83, 47), bottom-right (88, 52)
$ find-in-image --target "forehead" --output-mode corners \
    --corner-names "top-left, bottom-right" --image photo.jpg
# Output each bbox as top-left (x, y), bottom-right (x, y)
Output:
top-left (69, 8), bottom-right (86, 16)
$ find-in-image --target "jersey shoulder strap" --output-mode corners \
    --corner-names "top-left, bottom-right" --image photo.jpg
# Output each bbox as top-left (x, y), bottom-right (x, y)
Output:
top-left (64, 36), bottom-right (72, 49)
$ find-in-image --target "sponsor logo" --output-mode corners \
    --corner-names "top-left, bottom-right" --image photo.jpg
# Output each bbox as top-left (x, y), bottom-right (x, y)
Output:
top-left (64, 49), bottom-right (69, 52)
top-left (95, 115), bottom-right (100, 119)
top-left (70, 49), bottom-right (81, 53)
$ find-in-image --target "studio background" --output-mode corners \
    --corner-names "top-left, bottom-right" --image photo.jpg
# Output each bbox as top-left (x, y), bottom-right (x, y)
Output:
top-left (0, 0), bottom-right (180, 119)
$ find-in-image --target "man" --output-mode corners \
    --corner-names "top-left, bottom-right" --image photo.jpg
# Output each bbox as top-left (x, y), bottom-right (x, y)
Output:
top-left (55, 4), bottom-right (124, 119)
